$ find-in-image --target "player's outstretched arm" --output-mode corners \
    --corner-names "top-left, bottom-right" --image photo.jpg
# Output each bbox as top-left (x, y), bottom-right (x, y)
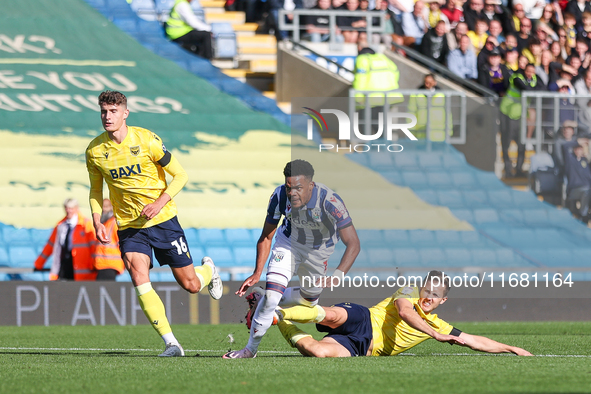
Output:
top-left (458, 332), bottom-right (533, 356)
top-left (236, 221), bottom-right (277, 297)
top-left (395, 298), bottom-right (466, 345)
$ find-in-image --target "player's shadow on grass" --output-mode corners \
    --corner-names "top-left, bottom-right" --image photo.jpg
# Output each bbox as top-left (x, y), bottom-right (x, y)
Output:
top-left (0, 351), bottom-right (302, 358)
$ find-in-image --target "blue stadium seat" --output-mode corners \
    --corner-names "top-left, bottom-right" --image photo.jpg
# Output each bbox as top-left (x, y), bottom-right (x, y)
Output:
top-left (402, 171), bottom-right (428, 187)
top-left (418, 248), bottom-right (443, 265)
top-left (462, 190), bottom-right (488, 208)
top-left (441, 154), bottom-right (465, 169)
top-left (471, 248), bottom-right (497, 265)
top-left (116, 272), bottom-right (132, 282)
top-left (450, 209), bottom-right (474, 222)
top-left (460, 230), bottom-right (485, 245)
top-left (3, 227), bottom-right (32, 246)
top-left (451, 171), bottom-right (477, 188)
top-left (437, 190), bottom-right (463, 208)
top-left (487, 190), bottom-right (513, 208)
top-left (197, 228), bottom-right (226, 247)
top-left (8, 246), bottom-right (37, 268)
top-left (184, 228), bottom-right (200, 248)
top-left (497, 209), bottom-right (524, 223)
top-left (495, 248), bottom-right (518, 266)
top-left (380, 170), bottom-right (403, 185)
top-left (426, 172), bottom-right (452, 188)
top-left (357, 229), bottom-right (385, 247)
top-left (414, 190), bottom-right (438, 205)
top-left (383, 230), bottom-right (409, 245)
top-left (225, 228), bottom-right (253, 247)
top-left (416, 153), bottom-right (442, 169)
top-left (512, 191), bottom-right (542, 208)
top-left (87, 0), bottom-right (106, 7)
top-left (0, 246), bottom-right (9, 266)
top-left (392, 154), bottom-right (418, 169)
top-left (19, 272), bottom-right (50, 281)
top-left (30, 228), bottom-right (52, 245)
top-left (522, 209), bottom-right (548, 224)
top-left (542, 248), bottom-right (574, 266)
top-left (367, 247), bottom-right (394, 267)
top-left (473, 208), bottom-right (499, 224)
top-left (393, 248), bottom-right (420, 265)
top-left (368, 153), bottom-right (394, 169)
top-left (409, 230), bottom-right (435, 245)
top-left (570, 248), bottom-right (591, 265)
top-left (211, 23), bottom-right (237, 59)
top-left (434, 231), bottom-right (461, 246)
top-left (205, 246), bottom-right (234, 267)
top-left (443, 248), bottom-right (472, 266)
top-left (112, 17), bottom-right (137, 34)
top-left (233, 246), bottom-right (256, 265)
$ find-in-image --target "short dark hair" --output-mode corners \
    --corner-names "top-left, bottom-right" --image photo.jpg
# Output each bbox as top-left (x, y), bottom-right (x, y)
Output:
top-left (98, 90), bottom-right (127, 107)
top-left (424, 270), bottom-right (451, 296)
top-left (283, 160), bottom-right (315, 180)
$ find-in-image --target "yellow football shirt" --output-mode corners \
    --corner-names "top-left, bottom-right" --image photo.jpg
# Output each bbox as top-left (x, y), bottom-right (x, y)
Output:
top-left (86, 126), bottom-right (178, 230)
top-left (369, 286), bottom-right (454, 356)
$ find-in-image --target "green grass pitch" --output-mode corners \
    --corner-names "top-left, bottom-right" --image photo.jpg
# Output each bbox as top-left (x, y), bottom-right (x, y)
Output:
top-left (1, 322), bottom-right (590, 393)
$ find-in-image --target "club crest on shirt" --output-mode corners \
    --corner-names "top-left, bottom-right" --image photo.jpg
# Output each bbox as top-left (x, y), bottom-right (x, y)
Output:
top-left (583, 161), bottom-right (587, 169)
top-left (130, 146), bottom-right (140, 156)
top-left (311, 207), bottom-right (321, 221)
top-left (273, 252), bottom-right (284, 262)
top-left (162, 144), bottom-right (167, 153)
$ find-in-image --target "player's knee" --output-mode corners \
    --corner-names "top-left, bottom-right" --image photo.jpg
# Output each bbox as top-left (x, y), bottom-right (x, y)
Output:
top-left (180, 278), bottom-right (201, 294)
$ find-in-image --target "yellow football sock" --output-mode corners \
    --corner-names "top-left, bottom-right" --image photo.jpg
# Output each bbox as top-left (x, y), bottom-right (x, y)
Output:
top-left (281, 305), bottom-right (326, 323)
top-left (277, 320), bottom-right (312, 347)
top-left (136, 283), bottom-right (172, 336)
top-left (194, 264), bottom-right (213, 292)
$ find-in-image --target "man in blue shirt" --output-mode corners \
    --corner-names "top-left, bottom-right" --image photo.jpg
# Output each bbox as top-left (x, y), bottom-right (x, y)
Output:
top-left (447, 34), bottom-right (478, 79)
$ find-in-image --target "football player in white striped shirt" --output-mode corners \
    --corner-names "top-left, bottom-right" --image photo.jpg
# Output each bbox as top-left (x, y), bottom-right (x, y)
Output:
top-left (224, 159), bottom-right (360, 359)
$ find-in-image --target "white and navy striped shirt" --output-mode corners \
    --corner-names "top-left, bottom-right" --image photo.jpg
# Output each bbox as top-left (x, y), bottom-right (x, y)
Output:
top-left (266, 182), bottom-right (353, 250)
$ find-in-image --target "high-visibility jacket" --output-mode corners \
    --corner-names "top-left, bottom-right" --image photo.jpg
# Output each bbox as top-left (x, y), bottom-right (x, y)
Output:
top-left (93, 216), bottom-right (125, 274)
top-left (499, 71), bottom-right (538, 120)
top-left (353, 52), bottom-right (403, 107)
top-left (34, 213), bottom-right (97, 281)
top-left (166, 0), bottom-right (192, 40)
top-left (408, 92), bottom-right (452, 141)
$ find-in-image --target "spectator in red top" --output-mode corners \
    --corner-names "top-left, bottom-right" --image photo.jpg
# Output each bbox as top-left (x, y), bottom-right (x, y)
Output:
top-left (441, 0), bottom-right (463, 27)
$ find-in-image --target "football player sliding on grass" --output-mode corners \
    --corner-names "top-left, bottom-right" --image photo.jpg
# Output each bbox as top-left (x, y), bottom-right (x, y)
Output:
top-left (275, 270), bottom-right (533, 357)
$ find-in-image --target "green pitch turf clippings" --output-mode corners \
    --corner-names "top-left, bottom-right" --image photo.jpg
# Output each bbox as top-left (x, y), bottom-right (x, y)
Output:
top-left (1, 322), bottom-right (590, 393)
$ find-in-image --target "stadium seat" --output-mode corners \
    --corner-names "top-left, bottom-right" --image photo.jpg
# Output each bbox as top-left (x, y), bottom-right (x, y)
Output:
top-left (522, 209), bottom-right (548, 224)
top-left (2, 227), bottom-right (33, 246)
top-left (368, 153), bottom-right (394, 170)
top-left (401, 171), bottom-right (428, 187)
top-left (184, 228), bottom-right (200, 249)
top-left (436, 190), bottom-right (463, 208)
top-left (419, 248), bottom-right (443, 266)
top-left (204, 246), bottom-right (234, 267)
top-left (450, 209), bottom-right (474, 223)
top-left (434, 231), bottom-right (461, 246)
top-left (414, 190), bottom-right (438, 205)
top-left (471, 248), bottom-right (497, 265)
top-left (451, 171), bottom-right (476, 188)
top-left (19, 272), bottom-right (50, 281)
top-left (473, 209), bottom-right (499, 224)
top-left (112, 17), bottom-right (137, 34)
top-left (367, 247), bottom-right (395, 267)
top-left (233, 246), bottom-right (256, 265)
top-left (443, 248), bottom-right (472, 266)
top-left (225, 228), bottom-right (253, 247)
top-left (416, 153), bottom-right (442, 169)
top-left (409, 230), bottom-right (435, 245)
top-left (357, 229), bottom-right (385, 247)
top-left (497, 209), bottom-right (524, 223)
top-left (426, 172), bottom-right (452, 188)
top-left (211, 23), bottom-right (237, 59)
top-left (30, 228), bottom-right (52, 245)
top-left (383, 229), bottom-right (409, 245)
top-left (392, 154), bottom-right (418, 169)
top-left (8, 246), bottom-right (37, 268)
top-left (197, 228), bottom-right (226, 247)
top-left (0, 246), bottom-right (9, 266)
top-left (441, 154), bottom-right (465, 169)
top-left (462, 190), bottom-right (488, 208)
top-left (393, 248), bottom-right (420, 266)
top-left (487, 190), bottom-right (513, 208)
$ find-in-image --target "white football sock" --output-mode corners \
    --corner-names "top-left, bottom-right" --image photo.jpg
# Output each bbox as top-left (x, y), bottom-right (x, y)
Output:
top-left (246, 289), bottom-right (283, 354)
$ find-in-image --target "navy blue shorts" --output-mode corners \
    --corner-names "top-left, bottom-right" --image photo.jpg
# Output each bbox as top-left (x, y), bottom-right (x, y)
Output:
top-left (316, 302), bottom-right (372, 357)
top-left (118, 216), bottom-right (193, 268)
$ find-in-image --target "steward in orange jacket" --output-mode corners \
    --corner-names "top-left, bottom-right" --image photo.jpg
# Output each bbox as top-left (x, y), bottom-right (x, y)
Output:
top-left (34, 199), bottom-right (97, 281)
top-left (93, 200), bottom-right (125, 280)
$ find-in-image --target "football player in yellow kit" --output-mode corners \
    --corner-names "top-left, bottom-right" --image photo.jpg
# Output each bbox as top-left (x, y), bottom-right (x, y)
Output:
top-left (276, 270), bottom-right (532, 357)
top-left (86, 90), bottom-right (223, 357)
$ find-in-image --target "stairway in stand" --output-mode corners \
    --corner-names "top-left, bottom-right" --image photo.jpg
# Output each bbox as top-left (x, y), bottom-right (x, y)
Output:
top-left (202, 1), bottom-right (279, 103)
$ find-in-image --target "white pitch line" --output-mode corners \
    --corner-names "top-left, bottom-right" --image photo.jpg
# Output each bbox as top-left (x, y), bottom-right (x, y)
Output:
top-left (0, 346), bottom-right (298, 354)
top-left (0, 347), bottom-right (588, 357)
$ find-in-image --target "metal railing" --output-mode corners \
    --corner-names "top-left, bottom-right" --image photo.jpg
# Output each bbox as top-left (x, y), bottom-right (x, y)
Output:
top-left (278, 9), bottom-right (386, 50)
top-left (519, 92), bottom-right (591, 153)
top-left (349, 89), bottom-right (467, 144)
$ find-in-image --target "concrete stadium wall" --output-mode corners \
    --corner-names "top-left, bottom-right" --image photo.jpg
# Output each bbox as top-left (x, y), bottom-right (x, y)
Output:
top-left (2, 282), bottom-right (589, 326)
